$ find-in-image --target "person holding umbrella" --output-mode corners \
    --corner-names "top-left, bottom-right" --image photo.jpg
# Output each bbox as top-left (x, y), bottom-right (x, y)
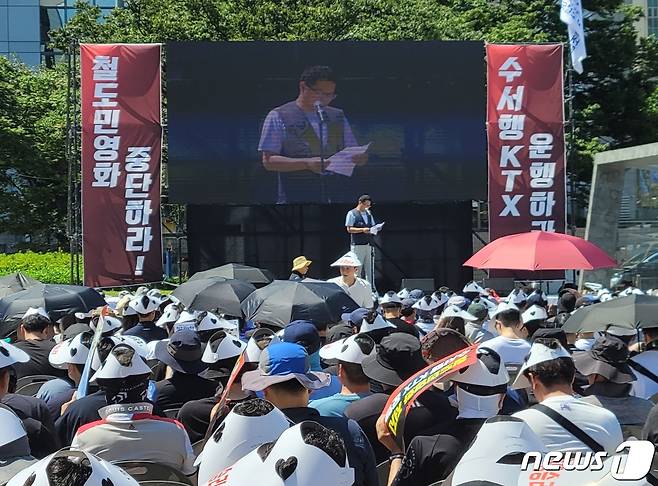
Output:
top-left (327, 252), bottom-right (373, 309)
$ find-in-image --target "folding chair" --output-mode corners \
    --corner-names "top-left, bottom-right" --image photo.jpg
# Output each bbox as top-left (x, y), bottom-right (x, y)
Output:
top-left (14, 374), bottom-right (58, 396)
top-left (163, 408), bottom-right (181, 419)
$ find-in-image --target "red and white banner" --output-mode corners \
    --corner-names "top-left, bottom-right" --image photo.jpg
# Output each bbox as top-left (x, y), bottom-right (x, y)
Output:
top-left (487, 44), bottom-right (566, 248)
top-left (81, 44), bottom-right (163, 287)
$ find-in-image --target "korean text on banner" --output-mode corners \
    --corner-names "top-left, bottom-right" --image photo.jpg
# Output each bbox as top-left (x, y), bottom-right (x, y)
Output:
top-left (486, 44), bottom-right (567, 278)
top-left (80, 44), bottom-right (163, 287)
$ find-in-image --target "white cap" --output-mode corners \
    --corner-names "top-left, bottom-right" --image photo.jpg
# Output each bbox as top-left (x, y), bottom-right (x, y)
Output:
top-left (451, 416), bottom-right (546, 486)
top-left (360, 314), bottom-right (396, 333)
top-left (489, 301), bottom-right (519, 319)
top-left (147, 288), bottom-right (168, 304)
top-left (600, 293), bottom-right (615, 302)
top-left (451, 347), bottom-right (509, 388)
top-left (74, 310), bottom-right (94, 320)
top-left (447, 295), bottom-right (467, 308)
top-left (49, 332), bottom-right (91, 369)
top-left (90, 315), bottom-right (122, 334)
top-left (463, 281), bottom-right (486, 295)
top-left (202, 331), bottom-right (247, 364)
top-left (128, 294), bottom-right (160, 315)
top-left (0, 341), bottom-right (29, 368)
top-left (156, 303), bottom-right (183, 328)
top-left (431, 291), bottom-right (449, 307)
top-left (440, 305), bottom-right (478, 322)
top-left (330, 251), bottom-right (362, 268)
top-left (197, 312), bottom-right (239, 336)
top-left (511, 340), bottom-right (571, 389)
top-left (7, 449), bottom-right (139, 486)
top-left (380, 291), bottom-right (403, 306)
top-left (319, 334), bottom-right (375, 364)
top-left (90, 344), bottom-right (151, 381)
top-left (521, 305), bottom-right (548, 324)
top-left (0, 405), bottom-right (28, 448)
top-left (412, 296), bottom-right (440, 312)
top-left (22, 307), bottom-right (50, 320)
top-left (245, 328), bottom-right (281, 363)
top-left (196, 399), bottom-right (291, 484)
top-left (397, 288), bottom-right (410, 300)
top-left (506, 289), bottom-right (528, 305)
top-left (209, 421), bottom-right (355, 486)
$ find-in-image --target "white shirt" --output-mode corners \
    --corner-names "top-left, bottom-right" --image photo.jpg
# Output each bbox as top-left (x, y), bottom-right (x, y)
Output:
top-left (630, 349), bottom-right (658, 399)
top-left (327, 276), bottom-right (373, 308)
top-left (513, 395), bottom-right (623, 453)
top-left (480, 335), bottom-right (531, 366)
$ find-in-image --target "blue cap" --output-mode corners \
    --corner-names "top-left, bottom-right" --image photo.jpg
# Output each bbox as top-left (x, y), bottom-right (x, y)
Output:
top-left (341, 308), bottom-right (369, 326)
top-left (241, 341), bottom-right (331, 392)
top-left (283, 320), bottom-right (321, 355)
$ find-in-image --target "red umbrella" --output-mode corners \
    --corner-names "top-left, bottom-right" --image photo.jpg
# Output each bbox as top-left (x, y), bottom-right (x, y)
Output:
top-left (464, 231), bottom-right (617, 271)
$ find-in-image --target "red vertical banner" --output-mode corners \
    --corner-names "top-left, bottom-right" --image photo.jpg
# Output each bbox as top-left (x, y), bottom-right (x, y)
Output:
top-left (81, 44), bottom-right (163, 287)
top-left (486, 44), bottom-right (567, 277)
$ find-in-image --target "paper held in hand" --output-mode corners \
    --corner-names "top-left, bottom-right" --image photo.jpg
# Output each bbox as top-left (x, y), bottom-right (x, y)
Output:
top-left (370, 222), bottom-right (385, 235)
top-left (325, 143), bottom-right (371, 177)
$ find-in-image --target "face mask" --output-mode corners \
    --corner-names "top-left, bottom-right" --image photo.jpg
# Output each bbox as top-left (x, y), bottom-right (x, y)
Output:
top-left (455, 387), bottom-right (503, 419)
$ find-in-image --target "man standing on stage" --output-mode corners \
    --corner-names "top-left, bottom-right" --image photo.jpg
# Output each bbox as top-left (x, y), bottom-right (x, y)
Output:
top-left (258, 65), bottom-right (367, 204)
top-left (345, 194), bottom-right (376, 285)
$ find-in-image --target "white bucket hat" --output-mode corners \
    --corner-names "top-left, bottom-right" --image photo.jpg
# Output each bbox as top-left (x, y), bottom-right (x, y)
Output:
top-left (319, 334), bottom-right (375, 364)
top-left (0, 341), bottom-right (29, 368)
top-left (7, 449), bottom-right (139, 486)
top-left (22, 307), bottom-right (50, 320)
top-left (379, 291), bottom-right (403, 306)
top-left (196, 399), bottom-right (291, 484)
top-left (440, 305), bottom-right (478, 322)
top-left (451, 416), bottom-right (547, 486)
top-left (521, 304), bottom-right (548, 324)
top-left (451, 347), bottom-right (509, 388)
top-left (128, 294), bottom-right (160, 315)
top-left (330, 251), bottom-right (362, 268)
top-left (197, 312), bottom-right (239, 336)
top-left (413, 296), bottom-right (440, 313)
top-left (208, 421), bottom-right (355, 486)
top-left (489, 301), bottom-right (519, 319)
top-left (447, 295), bottom-right (467, 309)
top-left (397, 288), bottom-right (410, 300)
top-left (506, 289), bottom-right (528, 305)
top-left (245, 328), bottom-right (281, 363)
top-left (74, 310), bottom-right (94, 320)
top-left (431, 291), bottom-right (449, 307)
top-left (49, 332), bottom-right (92, 369)
top-left (463, 281), bottom-right (486, 295)
top-left (202, 331), bottom-right (247, 364)
top-left (0, 405), bottom-right (28, 449)
top-left (511, 340), bottom-right (571, 389)
top-left (90, 343), bottom-right (152, 382)
top-left (90, 315), bottom-right (122, 334)
top-left (360, 314), bottom-right (396, 333)
top-left (156, 302), bottom-right (183, 328)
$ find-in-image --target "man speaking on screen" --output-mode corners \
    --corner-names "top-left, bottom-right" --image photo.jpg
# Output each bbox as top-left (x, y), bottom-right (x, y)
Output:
top-left (258, 65), bottom-right (368, 204)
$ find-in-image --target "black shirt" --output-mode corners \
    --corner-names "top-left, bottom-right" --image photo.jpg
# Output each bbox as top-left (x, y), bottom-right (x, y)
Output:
top-left (282, 407), bottom-right (378, 486)
top-left (3, 393), bottom-right (59, 458)
top-left (123, 321), bottom-right (168, 342)
top-left (392, 418), bottom-right (486, 486)
top-left (155, 372), bottom-right (218, 411)
top-left (387, 317), bottom-right (420, 339)
top-left (345, 390), bottom-right (457, 464)
top-left (54, 390), bottom-right (107, 447)
top-left (12, 339), bottom-right (67, 379)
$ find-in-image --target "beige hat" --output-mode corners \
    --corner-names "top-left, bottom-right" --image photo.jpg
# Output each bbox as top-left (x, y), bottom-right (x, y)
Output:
top-left (292, 256), bottom-right (313, 272)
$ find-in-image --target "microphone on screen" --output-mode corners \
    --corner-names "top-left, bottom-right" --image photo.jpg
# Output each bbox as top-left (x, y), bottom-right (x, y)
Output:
top-left (314, 101), bottom-right (329, 124)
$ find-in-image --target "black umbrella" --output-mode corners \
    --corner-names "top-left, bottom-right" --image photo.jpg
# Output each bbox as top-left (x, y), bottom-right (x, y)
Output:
top-left (241, 280), bottom-right (360, 329)
top-left (172, 277), bottom-right (256, 316)
top-left (0, 284), bottom-right (106, 338)
top-left (0, 272), bottom-right (40, 298)
top-left (561, 294), bottom-right (658, 333)
top-left (189, 263), bottom-right (275, 286)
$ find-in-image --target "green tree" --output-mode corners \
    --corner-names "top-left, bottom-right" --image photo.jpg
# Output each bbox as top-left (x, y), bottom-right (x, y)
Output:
top-left (0, 58), bottom-right (68, 248)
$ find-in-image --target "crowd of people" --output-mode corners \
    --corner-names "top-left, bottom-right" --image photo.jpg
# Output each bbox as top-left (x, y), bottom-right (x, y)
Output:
top-left (2, 253), bottom-right (658, 485)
